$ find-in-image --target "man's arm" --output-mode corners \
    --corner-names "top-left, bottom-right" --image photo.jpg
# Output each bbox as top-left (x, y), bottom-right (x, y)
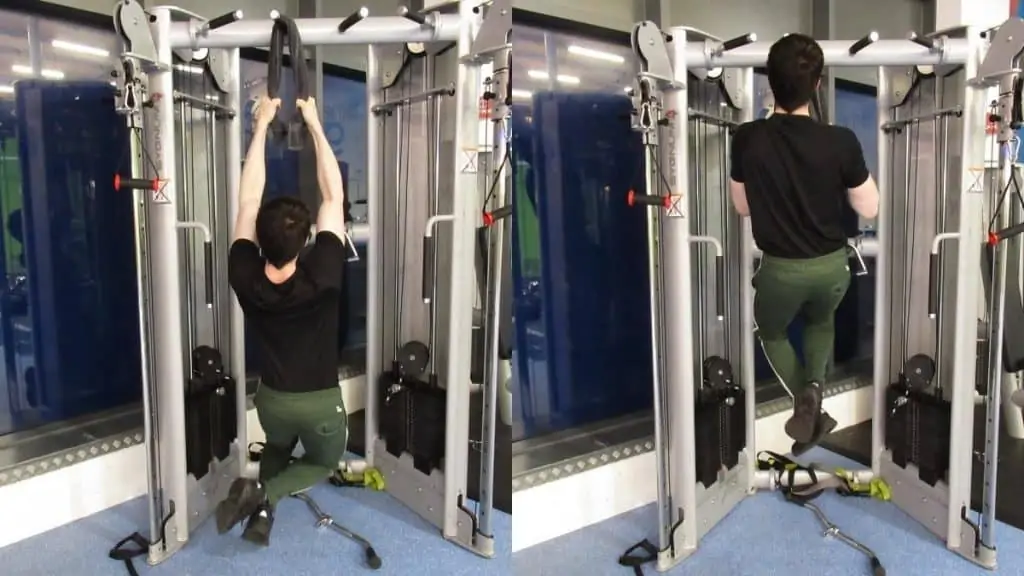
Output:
top-left (728, 126), bottom-right (750, 217)
top-left (839, 129), bottom-right (879, 219)
top-left (297, 98), bottom-right (346, 242)
top-left (233, 97), bottom-right (280, 242)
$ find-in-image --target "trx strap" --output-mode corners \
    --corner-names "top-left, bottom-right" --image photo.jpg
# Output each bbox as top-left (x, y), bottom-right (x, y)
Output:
top-left (266, 14), bottom-right (309, 148)
top-left (108, 533), bottom-right (150, 576)
top-left (618, 539), bottom-right (659, 576)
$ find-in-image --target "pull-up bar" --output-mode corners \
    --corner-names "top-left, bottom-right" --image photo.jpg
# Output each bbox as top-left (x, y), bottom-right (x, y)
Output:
top-left (680, 37), bottom-right (970, 68)
top-left (167, 14), bottom-right (462, 49)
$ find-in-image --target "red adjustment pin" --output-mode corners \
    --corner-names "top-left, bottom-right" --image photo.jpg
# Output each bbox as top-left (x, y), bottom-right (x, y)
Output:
top-left (114, 174), bottom-right (161, 191)
top-left (989, 232), bottom-right (999, 246)
top-left (626, 189), bottom-right (671, 208)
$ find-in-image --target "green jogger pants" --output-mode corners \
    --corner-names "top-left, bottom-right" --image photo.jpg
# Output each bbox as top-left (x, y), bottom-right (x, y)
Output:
top-left (753, 247), bottom-right (851, 396)
top-left (254, 385), bottom-right (348, 505)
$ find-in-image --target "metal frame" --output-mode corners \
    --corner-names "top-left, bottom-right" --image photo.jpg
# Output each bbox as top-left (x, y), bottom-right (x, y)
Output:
top-left (630, 18), bottom-right (1024, 573)
top-left (112, 0), bottom-right (507, 566)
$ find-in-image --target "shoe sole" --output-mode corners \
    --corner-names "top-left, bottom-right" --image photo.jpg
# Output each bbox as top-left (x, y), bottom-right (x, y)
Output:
top-left (216, 479), bottom-right (260, 534)
top-left (791, 417), bottom-right (838, 458)
top-left (784, 412), bottom-right (817, 445)
top-left (242, 524), bottom-right (271, 547)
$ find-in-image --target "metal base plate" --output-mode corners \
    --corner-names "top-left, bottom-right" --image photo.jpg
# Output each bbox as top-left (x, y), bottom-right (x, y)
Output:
top-left (372, 439), bottom-right (482, 556)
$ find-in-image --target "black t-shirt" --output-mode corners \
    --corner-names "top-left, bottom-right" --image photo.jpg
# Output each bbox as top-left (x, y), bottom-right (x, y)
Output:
top-left (730, 115), bottom-right (870, 259)
top-left (228, 231), bottom-right (346, 393)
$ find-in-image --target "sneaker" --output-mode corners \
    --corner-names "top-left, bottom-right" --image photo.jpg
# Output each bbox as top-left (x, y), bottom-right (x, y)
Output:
top-left (791, 412), bottom-right (838, 458)
top-left (785, 381), bottom-right (823, 444)
top-left (1012, 389), bottom-right (1024, 408)
top-left (241, 502), bottom-right (275, 547)
top-left (215, 478), bottom-right (265, 534)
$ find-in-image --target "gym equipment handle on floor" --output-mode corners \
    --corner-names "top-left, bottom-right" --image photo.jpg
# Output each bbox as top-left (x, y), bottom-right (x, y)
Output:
top-left (928, 252), bottom-right (939, 318)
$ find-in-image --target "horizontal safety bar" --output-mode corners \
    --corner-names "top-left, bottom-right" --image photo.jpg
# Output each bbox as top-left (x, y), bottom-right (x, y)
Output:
top-left (681, 38), bottom-right (969, 68)
top-left (167, 15), bottom-right (461, 49)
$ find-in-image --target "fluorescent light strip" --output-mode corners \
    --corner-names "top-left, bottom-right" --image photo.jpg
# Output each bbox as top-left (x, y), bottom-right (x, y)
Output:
top-left (526, 70), bottom-right (581, 85)
top-left (0, 85), bottom-right (14, 94)
top-left (511, 89), bottom-right (533, 99)
top-left (568, 45), bottom-right (625, 64)
top-left (52, 39), bottom-right (110, 58)
top-left (11, 64), bottom-right (64, 80)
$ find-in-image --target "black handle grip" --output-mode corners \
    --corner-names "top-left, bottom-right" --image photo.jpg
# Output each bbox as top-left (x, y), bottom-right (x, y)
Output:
top-left (422, 236), bottom-right (434, 302)
top-left (626, 190), bottom-right (668, 208)
top-left (907, 32), bottom-right (937, 50)
top-left (720, 33), bottom-right (756, 52)
top-left (715, 255), bottom-right (725, 319)
top-left (114, 174), bottom-right (156, 191)
top-left (204, 241), bottom-right (214, 307)
top-left (871, 557), bottom-right (885, 576)
top-left (338, 7), bottom-right (368, 32)
top-left (992, 222), bottom-right (1024, 243)
top-left (485, 205), bottom-right (513, 226)
top-left (849, 32), bottom-right (879, 55)
top-left (365, 546), bottom-right (382, 570)
top-left (398, 6), bottom-right (427, 25)
top-left (928, 252), bottom-right (939, 318)
top-left (207, 10), bottom-right (242, 30)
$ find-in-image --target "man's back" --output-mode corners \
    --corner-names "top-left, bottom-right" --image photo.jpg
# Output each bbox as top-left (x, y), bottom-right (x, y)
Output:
top-left (731, 114), bottom-right (869, 259)
top-left (228, 231), bottom-right (346, 393)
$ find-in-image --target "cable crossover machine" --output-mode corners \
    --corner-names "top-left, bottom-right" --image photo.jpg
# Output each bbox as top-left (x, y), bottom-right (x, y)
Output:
top-left (619, 17), bottom-right (1024, 576)
top-left (105, 0), bottom-right (510, 572)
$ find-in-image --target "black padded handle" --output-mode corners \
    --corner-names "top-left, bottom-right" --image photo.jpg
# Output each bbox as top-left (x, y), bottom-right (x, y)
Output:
top-left (398, 6), bottom-right (427, 25)
top-left (907, 32), bottom-right (937, 50)
top-left (484, 205), bottom-right (512, 226)
top-left (114, 174), bottom-right (156, 191)
top-left (991, 222), bottom-right (1024, 243)
top-left (204, 241), bottom-right (214, 307)
top-left (720, 34), bottom-right (756, 52)
top-left (928, 252), bottom-right (939, 318)
top-left (715, 255), bottom-right (725, 319)
top-left (422, 235), bottom-right (434, 302)
top-left (849, 32), bottom-right (878, 55)
top-left (207, 10), bottom-right (242, 30)
top-left (626, 190), bottom-right (669, 208)
top-left (338, 7), bottom-right (368, 32)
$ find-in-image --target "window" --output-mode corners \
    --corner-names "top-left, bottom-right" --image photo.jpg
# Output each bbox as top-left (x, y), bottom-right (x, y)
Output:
top-left (0, 10), bottom-right (140, 440)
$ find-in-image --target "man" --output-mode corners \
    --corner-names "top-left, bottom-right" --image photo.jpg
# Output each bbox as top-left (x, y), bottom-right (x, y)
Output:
top-left (728, 34), bottom-right (879, 453)
top-left (214, 95), bottom-right (349, 546)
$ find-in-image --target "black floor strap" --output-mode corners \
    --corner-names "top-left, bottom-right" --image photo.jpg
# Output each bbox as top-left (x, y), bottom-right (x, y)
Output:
top-left (109, 532), bottom-right (150, 576)
top-left (618, 539), bottom-right (658, 576)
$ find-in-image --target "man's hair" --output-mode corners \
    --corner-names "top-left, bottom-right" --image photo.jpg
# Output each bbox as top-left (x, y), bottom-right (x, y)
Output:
top-left (766, 34), bottom-right (824, 113)
top-left (255, 197), bottom-right (312, 268)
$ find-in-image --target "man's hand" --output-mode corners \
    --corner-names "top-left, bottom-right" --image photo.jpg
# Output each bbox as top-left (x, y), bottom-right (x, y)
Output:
top-left (297, 97), bottom-right (322, 130)
top-left (253, 96), bottom-right (281, 128)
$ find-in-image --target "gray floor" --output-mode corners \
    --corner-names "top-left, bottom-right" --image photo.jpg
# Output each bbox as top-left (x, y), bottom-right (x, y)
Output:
top-left (0, 480), bottom-right (510, 575)
top-left (514, 448), bottom-right (1024, 576)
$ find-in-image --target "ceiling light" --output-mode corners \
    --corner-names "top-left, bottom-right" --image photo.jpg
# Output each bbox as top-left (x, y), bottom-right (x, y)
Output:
top-left (12, 64), bottom-right (64, 79)
top-left (52, 39), bottom-right (110, 58)
top-left (0, 85), bottom-right (13, 94)
top-left (568, 45), bottom-right (625, 64)
top-left (511, 89), bottom-right (533, 99)
top-left (175, 64), bottom-right (205, 75)
top-left (527, 70), bottom-right (581, 85)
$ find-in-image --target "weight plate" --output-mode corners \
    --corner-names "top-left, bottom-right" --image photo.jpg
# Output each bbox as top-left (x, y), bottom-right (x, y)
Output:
top-left (702, 355), bottom-right (734, 389)
top-left (903, 353), bottom-right (935, 390)
top-left (398, 341), bottom-right (430, 379)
